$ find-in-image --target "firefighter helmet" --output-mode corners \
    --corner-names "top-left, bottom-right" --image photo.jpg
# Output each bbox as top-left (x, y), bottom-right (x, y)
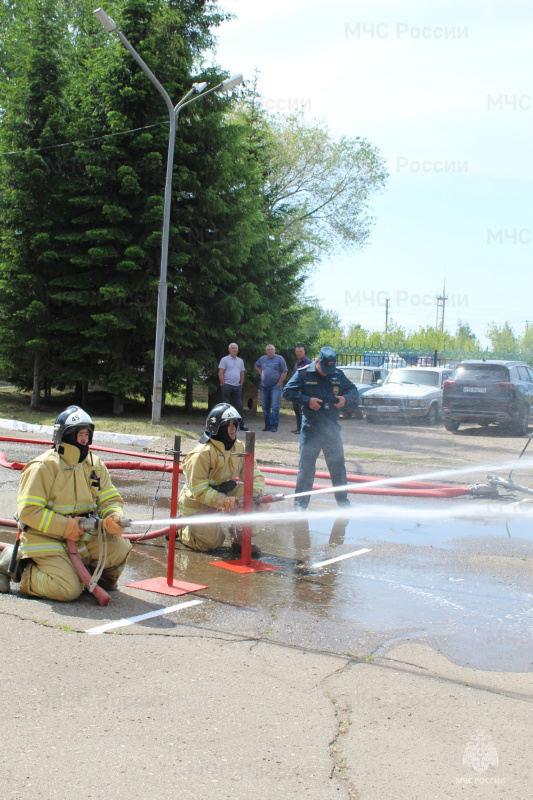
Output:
top-left (53, 406), bottom-right (94, 447)
top-left (200, 403), bottom-right (242, 443)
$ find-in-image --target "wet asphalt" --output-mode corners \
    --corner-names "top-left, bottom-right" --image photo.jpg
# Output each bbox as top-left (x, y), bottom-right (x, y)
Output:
top-left (1, 439), bottom-right (532, 673)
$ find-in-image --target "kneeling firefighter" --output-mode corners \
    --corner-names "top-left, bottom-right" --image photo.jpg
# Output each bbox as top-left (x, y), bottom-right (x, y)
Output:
top-left (178, 404), bottom-right (265, 554)
top-left (0, 406), bottom-right (132, 601)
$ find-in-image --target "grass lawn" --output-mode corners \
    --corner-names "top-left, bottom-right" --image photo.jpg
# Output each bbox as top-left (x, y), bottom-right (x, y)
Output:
top-left (0, 387), bottom-right (206, 439)
top-left (0, 386), bottom-right (294, 439)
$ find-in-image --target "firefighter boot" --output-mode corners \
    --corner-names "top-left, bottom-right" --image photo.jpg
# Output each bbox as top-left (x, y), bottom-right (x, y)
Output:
top-left (0, 547), bottom-right (13, 593)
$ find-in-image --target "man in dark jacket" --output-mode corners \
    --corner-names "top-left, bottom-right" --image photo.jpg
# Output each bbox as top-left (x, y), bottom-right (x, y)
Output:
top-left (291, 345), bottom-right (312, 433)
top-left (283, 346), bottom-right (357, 509)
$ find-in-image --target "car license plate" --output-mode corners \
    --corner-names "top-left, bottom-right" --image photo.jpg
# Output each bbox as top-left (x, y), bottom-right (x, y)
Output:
top-left (378, 406), bottom-right (398, 412)
top-left (463, 387), bottom-right (486, 393)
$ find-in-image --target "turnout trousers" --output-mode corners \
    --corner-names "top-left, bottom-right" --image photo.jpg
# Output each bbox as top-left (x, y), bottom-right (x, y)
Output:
top-left (179, 484), bottom-right (245, 552)
top-left (19, 535), bottom-right (132, 602)
top-left (295, 421), bottom-right (349, 509)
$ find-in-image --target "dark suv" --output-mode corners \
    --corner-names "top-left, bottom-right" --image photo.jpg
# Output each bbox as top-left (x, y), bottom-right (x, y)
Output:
top-left (442, 360), bottom-right (533, 434)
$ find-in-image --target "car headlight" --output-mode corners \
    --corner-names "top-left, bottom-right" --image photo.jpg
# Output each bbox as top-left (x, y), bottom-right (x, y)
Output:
top-left (407, 399), bottom-right (426, 407)
top-left (362, 397), bottom-right (372, 405)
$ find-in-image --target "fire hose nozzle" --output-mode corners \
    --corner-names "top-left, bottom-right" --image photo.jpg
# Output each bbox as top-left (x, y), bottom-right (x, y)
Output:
top-left (470, 483), bottom-right (499, 498)
top-left (79, 517), bottom-right (98, 532)
top-left (78, 516), bottom-right (132, 532)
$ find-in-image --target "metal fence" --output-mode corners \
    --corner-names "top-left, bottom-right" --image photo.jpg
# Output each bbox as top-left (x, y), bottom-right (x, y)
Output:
top-left (310, 342), bottom-right (533, 368)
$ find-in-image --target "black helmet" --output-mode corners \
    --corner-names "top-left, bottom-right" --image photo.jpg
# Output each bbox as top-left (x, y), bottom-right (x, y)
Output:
top-left (53, 405), bottom-right (94, 447)
top-left (200, 403), bottom-right (241, 443)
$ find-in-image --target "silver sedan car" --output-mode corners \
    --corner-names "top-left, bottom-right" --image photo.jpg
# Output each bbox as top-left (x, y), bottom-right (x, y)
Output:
top-left (361, 367), bottom-right (454, 425)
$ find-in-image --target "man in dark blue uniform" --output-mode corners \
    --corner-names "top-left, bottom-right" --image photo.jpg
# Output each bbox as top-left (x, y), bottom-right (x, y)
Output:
top-left (282, 346), bottom-right (357, 509)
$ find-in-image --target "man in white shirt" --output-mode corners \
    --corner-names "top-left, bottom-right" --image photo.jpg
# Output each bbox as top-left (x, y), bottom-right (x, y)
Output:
top-left (218, 343), bottom-right (248, 431)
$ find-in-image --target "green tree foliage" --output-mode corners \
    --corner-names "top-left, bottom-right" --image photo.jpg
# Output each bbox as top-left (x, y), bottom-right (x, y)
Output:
top-left (486, 321), bottom-right (517, 355)
top-left (262, 110), bottom-right (389, 257)
top-left (297, 304), bottom-right (341, 351)
top-left (0, 0), bottom-right (74, 408)
top-left (454, 320), bottom-right (479, 353)
top-left (0, 2), bottom-right (389, 412)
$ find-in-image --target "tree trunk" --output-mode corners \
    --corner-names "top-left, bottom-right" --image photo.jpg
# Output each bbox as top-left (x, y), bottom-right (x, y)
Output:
top-left (113, 394), bottom-right (124, 416)
top-left (30, 352), bottom-right (40, 410)
top-left (185, 379), bottom-right (193, 412)
top-left (81, 380), bottom-right (89, 408)
top-left (144, 390), bottom-right (151, 409)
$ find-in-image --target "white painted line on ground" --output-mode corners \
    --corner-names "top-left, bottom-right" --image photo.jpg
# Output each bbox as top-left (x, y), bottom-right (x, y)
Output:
top-left (85, 599), bottom-right (204, 635)
top-left (307, 548), bottom-right (372, 569)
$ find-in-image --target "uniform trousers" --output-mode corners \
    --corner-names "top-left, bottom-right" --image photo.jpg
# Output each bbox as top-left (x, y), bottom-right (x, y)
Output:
top-left (295, 420), bottom-right (349, 509)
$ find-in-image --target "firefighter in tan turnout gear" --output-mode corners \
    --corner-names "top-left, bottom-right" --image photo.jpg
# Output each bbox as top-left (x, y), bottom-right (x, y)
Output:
top-left (1, 406), bottom-right (132, 601)
top-left (178, 403), bottom-right (265, 555)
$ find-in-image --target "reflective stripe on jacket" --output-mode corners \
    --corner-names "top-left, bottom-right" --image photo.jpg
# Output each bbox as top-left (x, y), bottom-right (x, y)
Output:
top-left (17, 443), bottom-right (124, 558)
top-left (179, 437), bottom-right (265, 513)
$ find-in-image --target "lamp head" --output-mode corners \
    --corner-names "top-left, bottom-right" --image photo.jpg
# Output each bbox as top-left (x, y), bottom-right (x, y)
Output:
top-left (220, 74), bottom-right (243, 92)
top-left (93, 8), bottom-right (117, 32)
top-left (192, 82), bottom-right (208, 93)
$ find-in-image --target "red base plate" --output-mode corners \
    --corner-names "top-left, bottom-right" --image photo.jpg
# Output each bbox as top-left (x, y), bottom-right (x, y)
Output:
top-left (126, 576), bottom-right (208, 596)
top-left (209, 558), bottom-right (280, 574)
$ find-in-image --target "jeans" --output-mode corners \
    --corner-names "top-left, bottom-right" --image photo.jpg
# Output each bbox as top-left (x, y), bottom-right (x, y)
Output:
top-left (260, 384), bottom-right (282, 430)
top-left (221, 384), bottom-right (245, 426)
top-left (294, 420), bottom-right (348, 508)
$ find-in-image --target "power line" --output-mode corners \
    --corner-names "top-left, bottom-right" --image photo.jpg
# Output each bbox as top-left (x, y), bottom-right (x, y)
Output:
top-left (0, 120), bottom-right (167, 158)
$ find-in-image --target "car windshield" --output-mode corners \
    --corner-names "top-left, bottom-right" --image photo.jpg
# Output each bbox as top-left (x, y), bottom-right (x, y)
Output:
top-left (385, 369), bottom-right (439, 387)
top-left (453, 364), bottom-right (510, 381)
top-left (342, 368), bottom-right (363, 382)
top-left (342, 368), bottom-right (374, 383)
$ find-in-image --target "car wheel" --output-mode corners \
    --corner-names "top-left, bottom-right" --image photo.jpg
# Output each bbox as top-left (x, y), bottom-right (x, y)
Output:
top-left (424, 404), bottom-right (439, 426)
top-left (512, 405), bottom-right (529, 436)
top-left (342, 410), bottom-right (353, 419)
top-left (354, 408), bottom-right (364, 420)
top-left (366, 414), bottom-right (377, 424)
top-left (444, 420), bottom-right (460, 432)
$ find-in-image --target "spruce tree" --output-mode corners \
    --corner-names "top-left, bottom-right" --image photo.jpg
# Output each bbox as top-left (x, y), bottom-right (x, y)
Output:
top-left (0, 0), bottom-right (74, 408)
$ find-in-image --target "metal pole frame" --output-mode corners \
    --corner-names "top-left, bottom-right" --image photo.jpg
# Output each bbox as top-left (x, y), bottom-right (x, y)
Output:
top-left (94, 11), bottom-right (241, 425)
top-left (114, 31), bottom-right (181, 425)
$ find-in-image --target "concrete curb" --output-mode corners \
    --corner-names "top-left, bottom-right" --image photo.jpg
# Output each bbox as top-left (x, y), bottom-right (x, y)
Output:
top-left (0, 418), bottom-right (158, 447)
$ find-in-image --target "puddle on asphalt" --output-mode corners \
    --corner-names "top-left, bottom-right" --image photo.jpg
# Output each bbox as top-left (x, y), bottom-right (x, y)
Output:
top-left (1, 443), bottom-right (532, 671)
top-left (117, 504), bottom-right (533, 671)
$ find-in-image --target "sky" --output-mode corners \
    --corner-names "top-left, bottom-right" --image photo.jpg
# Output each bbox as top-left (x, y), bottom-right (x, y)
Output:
top-left (210, 0), bottom-right (533, 347)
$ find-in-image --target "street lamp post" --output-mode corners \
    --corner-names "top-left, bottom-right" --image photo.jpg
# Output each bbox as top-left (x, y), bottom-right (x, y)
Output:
top-left (93, 8), bottom-right (242, 424)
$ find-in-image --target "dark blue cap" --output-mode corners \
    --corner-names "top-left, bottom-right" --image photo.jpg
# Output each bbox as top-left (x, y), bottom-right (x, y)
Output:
top-left (318, 346), bottom-right (337, 375)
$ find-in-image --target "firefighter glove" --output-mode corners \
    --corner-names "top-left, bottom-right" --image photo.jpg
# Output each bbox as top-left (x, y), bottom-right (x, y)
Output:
top-left (103, 515), bottom-right (124, 536)
top-left (63, 516), bottom-right (84, 541)
top-left (223, 496), bottom-right (237, 513)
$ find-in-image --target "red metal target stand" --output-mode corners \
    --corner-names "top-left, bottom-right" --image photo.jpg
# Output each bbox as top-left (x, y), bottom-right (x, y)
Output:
top-left (210, 432), bottom-right (279, 574)
top-left (126, 435), bottom-right (208, 597)
top-left (126, 431), bottom-right (278, 595)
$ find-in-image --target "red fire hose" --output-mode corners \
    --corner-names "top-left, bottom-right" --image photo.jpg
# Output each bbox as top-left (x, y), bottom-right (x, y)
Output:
top-left (0, 436), bottom-right (470, 497)
top-left (65, 540), bottom-right (110, 606)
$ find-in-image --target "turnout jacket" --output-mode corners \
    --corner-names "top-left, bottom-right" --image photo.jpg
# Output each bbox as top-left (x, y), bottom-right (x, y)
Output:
top-left (17, 443), bottom-right (124, 559)
top-left (283, 361), bottom-right (358, 425)
top-left (179, 437), bottom-right (265, 512)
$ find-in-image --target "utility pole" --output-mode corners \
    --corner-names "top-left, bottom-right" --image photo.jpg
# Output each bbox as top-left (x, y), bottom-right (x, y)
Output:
top-left (385, 298), bottom-right (390, 333)
top-left (435, 282), bottom-right (448, 333)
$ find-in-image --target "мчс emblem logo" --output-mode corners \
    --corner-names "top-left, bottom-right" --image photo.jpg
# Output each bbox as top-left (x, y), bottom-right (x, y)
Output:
top-left (463, 729), bottom-right (499, 774)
